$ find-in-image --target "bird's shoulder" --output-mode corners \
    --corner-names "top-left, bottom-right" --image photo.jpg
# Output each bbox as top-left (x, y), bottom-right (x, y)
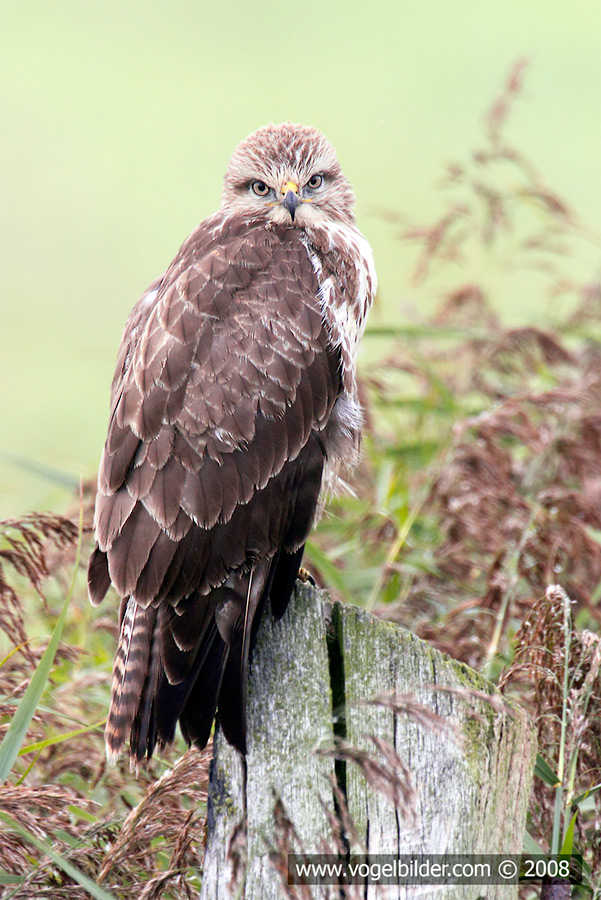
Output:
top-left (113, 213), bottom-right (328, 389)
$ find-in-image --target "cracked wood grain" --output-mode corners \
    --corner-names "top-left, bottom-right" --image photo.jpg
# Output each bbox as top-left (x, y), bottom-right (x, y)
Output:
top-left (200, 584), bottom-right (536, 900)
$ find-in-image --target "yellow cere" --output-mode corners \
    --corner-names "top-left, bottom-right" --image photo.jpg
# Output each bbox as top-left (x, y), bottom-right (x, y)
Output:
top-left (281, 181), bottom-right (299, 195)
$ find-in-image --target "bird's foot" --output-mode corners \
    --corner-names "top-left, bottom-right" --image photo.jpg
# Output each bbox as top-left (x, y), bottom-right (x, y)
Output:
top-left (297, 567), bottom-right (316, 586)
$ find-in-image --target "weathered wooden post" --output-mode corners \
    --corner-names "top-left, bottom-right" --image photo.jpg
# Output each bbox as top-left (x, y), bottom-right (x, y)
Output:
top-left (200, 584), bottom-right (536, 900)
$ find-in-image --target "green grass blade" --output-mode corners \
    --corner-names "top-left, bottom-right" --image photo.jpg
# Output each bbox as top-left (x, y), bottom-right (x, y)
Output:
top-left (0, 873), bottom-right (24, 885)
top-left (534, 752), bottom-right (560, 787)
top-left (0, 640), bottom-right (34, 671)
top-left (15, 749), bottom-right (42, 785)
top-left (0, 594), bottom-right (71, 780)
top-left (19, 720), bottom-right (105, 756)
top-left (67, 805), bottom-right (98, 824)
top-left (572, 782), bottom-right (601, 806)
top-left (363, 324), bottom-right (490, 340)
top-left (0, 811), bottom-right (118, 900)
top-left (560, 808), bottom-right (578, 855)
top-left (0, 453), bottom-right (80, 488)
top-left (0, 506), bottom-right (83, 782)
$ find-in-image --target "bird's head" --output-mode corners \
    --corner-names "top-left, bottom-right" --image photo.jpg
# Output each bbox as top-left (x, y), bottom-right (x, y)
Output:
top-left (221, 122), bottom-right (356, 227)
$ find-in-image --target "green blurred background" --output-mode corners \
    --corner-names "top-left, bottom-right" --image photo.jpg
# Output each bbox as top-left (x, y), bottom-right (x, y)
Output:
top-left (1, 0), bottom-right (600, 517)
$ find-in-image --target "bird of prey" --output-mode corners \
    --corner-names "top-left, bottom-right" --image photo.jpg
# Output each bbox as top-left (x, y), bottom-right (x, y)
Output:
top-left (88, 122), bottom-right (376, 762)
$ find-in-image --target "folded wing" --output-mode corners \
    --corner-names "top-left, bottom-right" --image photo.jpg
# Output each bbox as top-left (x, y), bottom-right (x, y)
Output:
top-left (88, 215), bottom-right (342, 759)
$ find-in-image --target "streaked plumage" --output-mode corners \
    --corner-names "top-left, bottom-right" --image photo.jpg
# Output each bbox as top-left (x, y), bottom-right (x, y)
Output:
top-left (88, 123), bottom-right (376, 762)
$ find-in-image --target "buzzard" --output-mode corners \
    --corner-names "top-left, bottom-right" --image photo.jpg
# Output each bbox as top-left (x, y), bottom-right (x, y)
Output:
top-left (88, 123), bottom-right (376, 761)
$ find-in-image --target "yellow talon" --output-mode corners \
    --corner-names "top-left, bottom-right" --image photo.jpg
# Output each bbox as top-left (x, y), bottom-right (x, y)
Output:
top-left (297, 567), bottom-right (315, 585)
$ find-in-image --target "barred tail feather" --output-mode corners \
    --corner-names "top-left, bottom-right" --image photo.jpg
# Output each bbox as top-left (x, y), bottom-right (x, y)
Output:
top-left (105, 597), bottom-right (157, 764)
top-left (129, 620), bottom-right (161, 763)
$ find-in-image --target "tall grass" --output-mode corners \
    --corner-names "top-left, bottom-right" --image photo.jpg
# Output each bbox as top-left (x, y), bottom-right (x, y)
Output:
top-left (0, 501), bottom-right (209, 897)
top-left (307, 60), bottom-right (601, 890)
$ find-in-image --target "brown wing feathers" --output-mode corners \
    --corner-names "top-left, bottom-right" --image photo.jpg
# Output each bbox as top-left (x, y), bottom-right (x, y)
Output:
top-left (89, 218), bottom-right (342, 760)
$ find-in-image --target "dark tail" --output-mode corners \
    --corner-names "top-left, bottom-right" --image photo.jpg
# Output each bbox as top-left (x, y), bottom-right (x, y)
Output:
top-left (105, 598), bottom-right (158, 764)
top-left (109, 546), bottom-right (304, 762)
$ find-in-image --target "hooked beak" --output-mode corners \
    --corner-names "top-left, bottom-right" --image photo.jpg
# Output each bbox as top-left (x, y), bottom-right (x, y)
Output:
top-left (281, 181), bottom-right (301, 221)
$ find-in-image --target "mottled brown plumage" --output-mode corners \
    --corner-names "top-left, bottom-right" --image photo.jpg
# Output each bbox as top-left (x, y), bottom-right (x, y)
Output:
top-left (88, 122), bottom-right (376, 762)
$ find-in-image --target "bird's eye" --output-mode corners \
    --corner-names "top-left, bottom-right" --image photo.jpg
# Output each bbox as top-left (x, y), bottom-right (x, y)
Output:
top-left (251, 180), bottom-right (270, 196)
top-left (307, 174), bottom-right (323, 190)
